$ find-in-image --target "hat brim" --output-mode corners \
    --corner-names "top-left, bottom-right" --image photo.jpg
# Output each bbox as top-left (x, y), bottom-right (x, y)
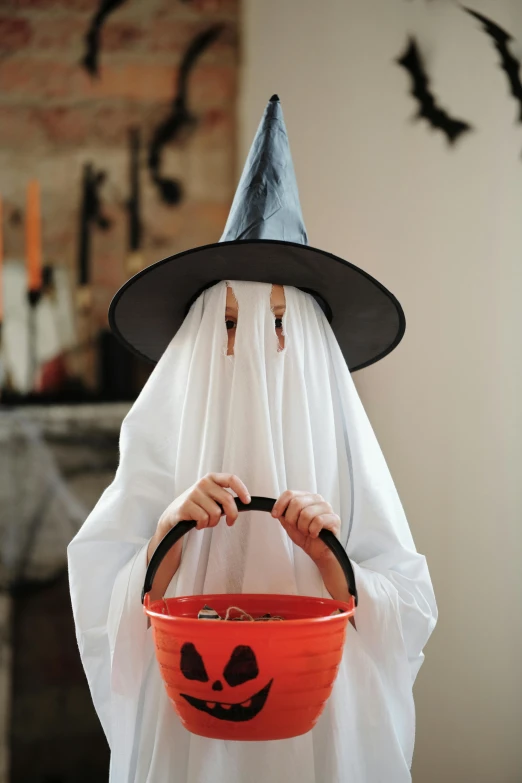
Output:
top-left (108, 239), bottom-right (405, 372)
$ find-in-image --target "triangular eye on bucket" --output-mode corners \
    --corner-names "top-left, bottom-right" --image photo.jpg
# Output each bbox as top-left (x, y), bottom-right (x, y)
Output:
top-left (223, 646), bottom-right (259, 687)
top-left (180, 643), bottom-right (209, 682)
top-left (109, 94), bottom-right (406, 373)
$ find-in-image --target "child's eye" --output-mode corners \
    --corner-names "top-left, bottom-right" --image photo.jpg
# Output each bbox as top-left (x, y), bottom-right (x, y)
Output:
top-left (275, 318), bottom-right (283, 329)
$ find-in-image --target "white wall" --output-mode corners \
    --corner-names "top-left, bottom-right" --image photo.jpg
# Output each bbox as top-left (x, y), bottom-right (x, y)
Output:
top-left (240, 1), bottom-right (522, 781)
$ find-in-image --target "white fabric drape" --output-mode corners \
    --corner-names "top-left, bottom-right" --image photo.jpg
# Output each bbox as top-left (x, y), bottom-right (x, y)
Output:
top-left (68, 280), bottom-right (437, 783)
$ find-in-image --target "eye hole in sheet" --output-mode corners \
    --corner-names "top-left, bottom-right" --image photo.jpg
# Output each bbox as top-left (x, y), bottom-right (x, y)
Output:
top-left (224, 284), bottom-right (239, 357)
top-left (223, 282), bottom-right (286, 356)
top-left (270, 284), bottom-right (286, 353)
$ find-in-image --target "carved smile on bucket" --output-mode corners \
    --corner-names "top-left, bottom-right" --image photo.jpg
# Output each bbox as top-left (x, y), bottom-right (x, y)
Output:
top-left (180, 680), bottom-right (273, 722)
top-left (179, 642), bottom-right (273, 722)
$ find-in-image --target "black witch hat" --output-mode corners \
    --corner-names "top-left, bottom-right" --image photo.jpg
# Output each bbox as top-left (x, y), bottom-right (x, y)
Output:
top-left (109, 95), bottom-right (405, 372)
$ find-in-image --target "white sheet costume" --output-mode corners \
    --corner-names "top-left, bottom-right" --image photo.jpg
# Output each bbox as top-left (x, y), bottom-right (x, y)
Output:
top-left (68, 279), bottom-right (437, 783)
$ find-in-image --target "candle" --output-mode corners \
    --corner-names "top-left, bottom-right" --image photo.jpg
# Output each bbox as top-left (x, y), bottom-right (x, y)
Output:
top-left (26, 180), bottom-right (42, 292)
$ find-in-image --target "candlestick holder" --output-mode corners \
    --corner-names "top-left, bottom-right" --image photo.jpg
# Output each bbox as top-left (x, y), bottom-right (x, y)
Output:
top-left (26, 287), bottom-right (42, 392)
top-left (74, 284), bottom-right (97, 392)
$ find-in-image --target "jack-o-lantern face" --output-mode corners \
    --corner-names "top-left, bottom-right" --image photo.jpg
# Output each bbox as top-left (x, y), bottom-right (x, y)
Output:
top-left (179, 643), bottom-right (273, 722)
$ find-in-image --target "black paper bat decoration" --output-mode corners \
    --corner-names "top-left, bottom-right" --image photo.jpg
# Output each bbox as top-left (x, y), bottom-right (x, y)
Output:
top-left (463, 7), bottom-right (522, 122)
top-left (148, 24), bottom-right (224, 205)
top-left (82, 0), bottom-right (129, 77)
top-left (397, 38), bottom-right (473, 144)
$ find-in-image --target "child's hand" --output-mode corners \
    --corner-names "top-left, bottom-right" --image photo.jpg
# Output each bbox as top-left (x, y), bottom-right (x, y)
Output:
top-left (147, 474), bottom-right (251, 596)
top-left (271, 490), bottom-right (341, 565)
top-left (158, 472), bottom-right (251, 535)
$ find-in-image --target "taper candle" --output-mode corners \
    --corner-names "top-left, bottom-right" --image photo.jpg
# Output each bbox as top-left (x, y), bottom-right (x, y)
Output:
top-left (26, 180), bottom-right (42, 292)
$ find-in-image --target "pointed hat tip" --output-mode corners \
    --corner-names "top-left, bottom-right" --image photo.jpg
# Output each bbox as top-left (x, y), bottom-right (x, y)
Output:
top-left (269, 94), bottom-right (280, 102)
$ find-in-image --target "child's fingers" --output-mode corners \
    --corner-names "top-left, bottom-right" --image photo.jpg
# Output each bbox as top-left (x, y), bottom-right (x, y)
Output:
top-left (308, 514), bottom-right (339, 538)
top-left (308, 518), bottom-right (324, 539)
top-left (191, 492), bottom-right (223, 528)
top-left (296, 504), bottom-right (326, 535)
top-left (207, 472), bottom-right (251, 504)
top-left (277, 495), bottom-right (305, 525)
top-left (311, 513), bottom-right (341, 538)
top-left (271, 489), bottom-right (295, 519)
top-left (185, 501), bottom-right (210, 530)
top-left (287, 495), bottom-right (323, 526)
top-left (211, 488), bottom-right (240, 526)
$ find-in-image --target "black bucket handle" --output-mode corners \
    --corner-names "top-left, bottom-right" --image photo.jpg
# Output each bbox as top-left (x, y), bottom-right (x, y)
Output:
top-left (142, 495), bottom-right (358, 606)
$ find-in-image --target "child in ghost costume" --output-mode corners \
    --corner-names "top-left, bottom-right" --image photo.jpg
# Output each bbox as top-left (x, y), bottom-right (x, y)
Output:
top-left (68, 96), bottom-right (437, 783)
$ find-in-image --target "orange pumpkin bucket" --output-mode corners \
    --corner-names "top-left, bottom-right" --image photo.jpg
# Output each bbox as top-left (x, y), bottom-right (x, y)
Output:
top-left (142, 496), bottom-right (358, 741)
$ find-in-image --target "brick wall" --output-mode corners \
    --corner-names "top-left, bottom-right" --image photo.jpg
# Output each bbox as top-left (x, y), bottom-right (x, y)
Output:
top-left (0, 0), bottom-right (239, 383)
